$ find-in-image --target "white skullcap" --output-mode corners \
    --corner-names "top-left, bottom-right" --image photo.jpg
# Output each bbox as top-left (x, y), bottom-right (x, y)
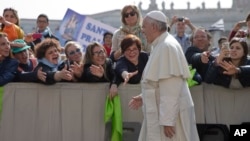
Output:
top-left (145, 10), bottom-right (168, 23)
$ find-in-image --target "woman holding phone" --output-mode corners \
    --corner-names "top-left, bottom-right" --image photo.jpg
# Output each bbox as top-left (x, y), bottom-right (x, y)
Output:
top-left (205, 37), bottom-right (250, 88)
top-left (228, 13), bottom-right (250, 55)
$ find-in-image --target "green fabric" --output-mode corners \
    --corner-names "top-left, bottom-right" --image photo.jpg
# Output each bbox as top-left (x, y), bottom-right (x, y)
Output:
top-left (0, 87), bottom-right (3, 119)
top-left (187, 66), bottom-right (198, 87)
top-left (104, 95), bottom-right (123, 141)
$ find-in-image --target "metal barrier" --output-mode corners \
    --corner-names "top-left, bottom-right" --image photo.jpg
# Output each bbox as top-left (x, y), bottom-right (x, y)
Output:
top-left (0, 82), bottom-right (250, 141)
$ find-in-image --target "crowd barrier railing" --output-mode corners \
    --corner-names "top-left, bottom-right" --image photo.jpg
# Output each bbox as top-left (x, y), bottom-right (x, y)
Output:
top-left (0, 82), bottom-right (249, 141)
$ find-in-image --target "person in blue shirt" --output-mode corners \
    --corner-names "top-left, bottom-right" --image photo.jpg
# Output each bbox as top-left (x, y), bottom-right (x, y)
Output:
top-left (169, 16), bottom-right (196, 53)
top-left (0, 32), bottom-right (18, 86)
top-left (26, 14), bottom-right (59, 52)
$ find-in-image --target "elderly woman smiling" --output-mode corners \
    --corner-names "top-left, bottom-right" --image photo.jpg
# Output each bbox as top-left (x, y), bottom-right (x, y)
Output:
top-left (34, 38), bottom-right (73, 84)
top-left (115, 34), bottom-right (148, 85)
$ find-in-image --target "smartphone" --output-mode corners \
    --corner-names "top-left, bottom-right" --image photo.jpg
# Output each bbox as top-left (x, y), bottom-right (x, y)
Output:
top-left (66, 60), bottom-right (71, 70)
top-left (32, 33), bottom-right (42, 39)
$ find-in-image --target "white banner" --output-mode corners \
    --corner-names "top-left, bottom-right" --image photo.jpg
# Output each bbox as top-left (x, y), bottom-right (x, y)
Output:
top-left (56, 8), bottom-right (117, 52)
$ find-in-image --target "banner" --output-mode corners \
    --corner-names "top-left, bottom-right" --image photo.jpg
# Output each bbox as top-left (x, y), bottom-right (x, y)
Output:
top-left (208, 19), bottom-right (225, 31)
top-left (56, 8), bottom-right (117, 52)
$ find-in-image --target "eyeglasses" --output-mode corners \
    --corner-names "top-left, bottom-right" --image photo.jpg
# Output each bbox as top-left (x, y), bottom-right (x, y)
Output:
top-left (125, 48), bottom-right (138, 53)
top-left (92, 50), bottom-right (105, 56)
top-left (68, 48), bottom-right (81, 56)
top-left (124, 11), bottom-right (136, 18)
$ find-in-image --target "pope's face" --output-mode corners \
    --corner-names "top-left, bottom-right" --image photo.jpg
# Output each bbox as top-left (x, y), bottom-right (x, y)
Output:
top-left (142, 17), bottom-right (154, 44)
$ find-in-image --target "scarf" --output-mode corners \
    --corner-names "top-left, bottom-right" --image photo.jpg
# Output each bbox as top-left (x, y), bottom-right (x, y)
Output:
top-left (104, 95), bottom-right (123, 141)
top-left (120, 23), bottom-right (148, 52)
top-left (38, 58), bottom-right (63, 72)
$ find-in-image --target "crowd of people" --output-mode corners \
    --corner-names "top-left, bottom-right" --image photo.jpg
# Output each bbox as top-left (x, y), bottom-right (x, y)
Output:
top-left (1, 6), bottom-right (249, 88)
top-left (1, 4), bottom-right (250, 140)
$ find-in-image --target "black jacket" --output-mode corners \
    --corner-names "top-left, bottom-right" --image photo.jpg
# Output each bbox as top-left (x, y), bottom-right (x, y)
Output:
top-left (204, 58), bottom-right (250, 88)
top-left (115, 52), bottom-right (148, 85)
top-left (13, 59), bottom-right (38, 82)
top-left (80, 58), bottom-right (118, 86)
top-left (34, 62), bottom-right (65, 85)
top-left (185, 46), bottom-right (215, 80)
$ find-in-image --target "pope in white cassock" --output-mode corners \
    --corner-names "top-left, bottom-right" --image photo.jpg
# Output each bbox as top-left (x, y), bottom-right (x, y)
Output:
top-left (128, 10), bottom-right (200, 141)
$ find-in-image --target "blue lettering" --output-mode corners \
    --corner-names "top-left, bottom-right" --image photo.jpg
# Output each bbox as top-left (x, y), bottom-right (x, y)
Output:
top-left (80, 33), bottom-right (91, 42)
top-left (82, 44), bottom-right (87, 52)
top-left (85, 22), bottom-right (109, 35)
top-left (86, 23), bottom-right (92, 30)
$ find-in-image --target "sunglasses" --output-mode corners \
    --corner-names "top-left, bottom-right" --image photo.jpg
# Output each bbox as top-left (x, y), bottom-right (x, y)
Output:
top-left (124, 11), bottom-right (136, 18)
top-left (68, 48), bottom-right (81, 56)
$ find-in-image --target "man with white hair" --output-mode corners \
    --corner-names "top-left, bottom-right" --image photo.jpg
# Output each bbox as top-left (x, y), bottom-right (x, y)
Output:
top-left (129, 10), bottom-right (199, 141)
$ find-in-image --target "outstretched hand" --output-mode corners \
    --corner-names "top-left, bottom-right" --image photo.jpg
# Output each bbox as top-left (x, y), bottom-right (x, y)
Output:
top-left (90, 65), bottom-right (104, 78)
top-left (37, 67), bottom-right (47, 82)
top-left (219, 61), bottom-right (239, 75)
top-left (201, 51), bottom-right (210, 64)
top-left (128, 95), bottom-right (142, 110)
top-left (70, 62), bottom-right (83, 78)
top-left (123, 70), bottom-right (138, 85)
top-left (60, 65), bottom-right (73, 81)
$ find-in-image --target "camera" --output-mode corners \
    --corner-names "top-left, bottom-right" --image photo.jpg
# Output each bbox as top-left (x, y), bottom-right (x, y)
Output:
top-left (177, 17), bottom-right (184, 22)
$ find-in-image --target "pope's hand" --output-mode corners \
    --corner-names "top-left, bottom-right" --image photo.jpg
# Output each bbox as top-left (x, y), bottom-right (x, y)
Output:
top-left (128, 95), bottom-right (142, 110)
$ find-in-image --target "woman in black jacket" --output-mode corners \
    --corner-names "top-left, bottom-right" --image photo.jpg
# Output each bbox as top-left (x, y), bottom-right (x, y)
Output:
top-left (34, 38), bottom-right (72, 85)
top-left (205, 37), bottom-right (250, 88)
top-left (115, 34), bottom-right (148, 85)
top-left (78, 42), bottom-right (118, 98)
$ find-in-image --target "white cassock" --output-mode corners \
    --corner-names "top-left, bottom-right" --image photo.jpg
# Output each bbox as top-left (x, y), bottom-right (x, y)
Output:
top-left (138, 32), bottom-right (200, 141)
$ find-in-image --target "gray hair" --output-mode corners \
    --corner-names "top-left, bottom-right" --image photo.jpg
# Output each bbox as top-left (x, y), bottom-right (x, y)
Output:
top-left (146, 16), bottom-right (168, 32)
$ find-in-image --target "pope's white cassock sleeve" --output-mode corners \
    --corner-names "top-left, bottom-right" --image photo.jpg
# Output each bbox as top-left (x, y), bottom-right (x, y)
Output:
top-left (159, 77), bottom-right (183, 126)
